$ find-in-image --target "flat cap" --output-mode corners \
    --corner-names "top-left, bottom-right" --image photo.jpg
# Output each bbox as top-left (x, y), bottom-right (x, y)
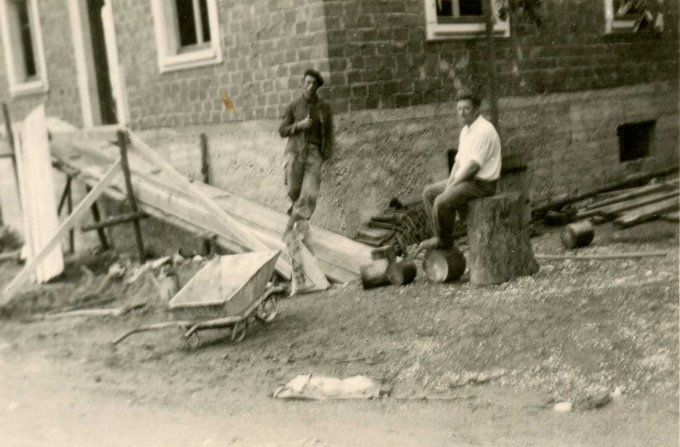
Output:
top-left (303, 68), bottom-right (324, 87)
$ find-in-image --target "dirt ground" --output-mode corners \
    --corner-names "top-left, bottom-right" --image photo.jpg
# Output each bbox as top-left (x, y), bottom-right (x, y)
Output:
top-left (0, 220), bottom-right (678, 446)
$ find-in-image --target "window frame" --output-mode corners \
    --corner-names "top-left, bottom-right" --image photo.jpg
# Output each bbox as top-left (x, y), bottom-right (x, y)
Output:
top-left (150, 0), bottom-right (223, 74)
top-left (604, 0), bottom-right (652, 33)
top-left (423, 0), bottom-right (510, 41)
top-left (0, 0), bottom-right (49, 97)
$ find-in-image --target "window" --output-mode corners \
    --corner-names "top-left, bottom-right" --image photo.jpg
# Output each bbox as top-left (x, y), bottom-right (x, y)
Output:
top-left (0, 0), bottom-right (48, 96)
top-left (617, 121), bottom-right (655, 162)
top-left (424, 0), bottom-right (509, 40)
top-left (605, 0), bottom-right (665, 34)
top-left (151, 0), bottom-right (222, 73)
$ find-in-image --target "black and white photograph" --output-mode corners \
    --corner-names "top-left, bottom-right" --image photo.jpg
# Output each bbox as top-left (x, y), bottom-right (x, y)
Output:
top-left (0, 0), bottom-right (678, 445)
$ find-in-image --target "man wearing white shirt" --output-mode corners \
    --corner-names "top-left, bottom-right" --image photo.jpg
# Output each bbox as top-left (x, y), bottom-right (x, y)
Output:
top-left (420, 90), bottom-right (501, 250)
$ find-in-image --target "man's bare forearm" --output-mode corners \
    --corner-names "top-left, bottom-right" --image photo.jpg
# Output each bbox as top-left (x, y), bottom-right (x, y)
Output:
top-left (449, 162), bottom-right (480, 187)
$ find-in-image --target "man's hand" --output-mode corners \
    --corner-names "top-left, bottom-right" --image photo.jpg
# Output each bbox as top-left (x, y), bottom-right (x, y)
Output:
top-left (296, 115), bottom-right (313, 131)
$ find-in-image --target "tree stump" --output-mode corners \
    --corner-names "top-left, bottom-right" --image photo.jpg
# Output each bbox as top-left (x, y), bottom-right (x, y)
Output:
top-left (467, 193), bottom-right (539, 285)
top-left (422, 247), bottom-right (466, 283)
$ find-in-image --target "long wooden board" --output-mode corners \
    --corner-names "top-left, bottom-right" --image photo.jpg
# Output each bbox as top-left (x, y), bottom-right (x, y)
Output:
top-left (613, 197), bottom-right (680, 228)
top-left (1, 159), bottom-right (122, 303)
top-left (581, 190), bottom-right (679, 219)
top-left (127, 131), bottom-right (292, 280)
top-left (578, 181), bottom-right (678, 217)
top-left (16, 106), bottom-right (63, 283)
top-left (49, 134), bottom-right (369, 282)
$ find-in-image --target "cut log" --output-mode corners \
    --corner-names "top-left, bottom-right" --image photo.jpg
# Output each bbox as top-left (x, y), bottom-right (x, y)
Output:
top-left (467, 193), bottom-right (539, 285)
top-left (422, 247), bottom-right (466, 283)
top-left (560, 220), bottom-right (594, 249)
top-left (360, 259), bottom-right (391, 289)
top-left (614, 197), bottom-right (680, 228)
top-left (386, 260), bottom-right (417, 286)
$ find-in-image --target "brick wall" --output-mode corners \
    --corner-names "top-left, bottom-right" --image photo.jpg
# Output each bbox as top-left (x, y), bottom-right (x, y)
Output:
top-left (0, 3), bottom-right (82, 125)
top-left (322, 0), bottom-right (680, 113)
top-left (113, 0), bottom-right (330, 129)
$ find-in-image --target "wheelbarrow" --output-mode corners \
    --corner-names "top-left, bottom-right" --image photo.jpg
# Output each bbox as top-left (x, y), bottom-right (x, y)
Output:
top-left (113, 250), bottom-right (285, 346)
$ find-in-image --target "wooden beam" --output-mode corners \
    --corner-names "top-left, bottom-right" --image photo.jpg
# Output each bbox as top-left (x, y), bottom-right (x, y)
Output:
top-left (580, 190), bottom-right (679, 219)
top-left (1, 159), bottom-right (122, 304)
top-left (536, 251), bottom-right (667, 260)
top-left (118, 130), bottom-right (145, 261)
top-left (127, 130), bottom-right (292, 278)
top-left (614, 197), bottom-right (680, 228)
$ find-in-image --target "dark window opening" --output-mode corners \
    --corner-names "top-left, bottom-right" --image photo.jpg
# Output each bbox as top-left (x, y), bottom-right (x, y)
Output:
top-left (16, 0), bottom-right (37, 78)
top-left (437, 0), bottom-right (484, 21)
top-left (176, 0), bottom-right (210, 47)
top-left (617, 120), bottom-right (655, 162)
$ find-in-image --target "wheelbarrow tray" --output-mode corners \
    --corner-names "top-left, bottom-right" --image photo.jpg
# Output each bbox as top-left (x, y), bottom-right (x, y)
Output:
top-left (168, 250), bottom-right (281, 321)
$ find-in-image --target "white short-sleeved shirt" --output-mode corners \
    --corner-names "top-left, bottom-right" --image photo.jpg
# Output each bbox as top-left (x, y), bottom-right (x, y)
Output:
top-left (454, 115), bottom-right (502, 181)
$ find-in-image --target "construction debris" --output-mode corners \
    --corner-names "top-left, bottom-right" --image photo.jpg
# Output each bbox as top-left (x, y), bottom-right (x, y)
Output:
top-left (273, 374), bottom-right (381, 400)
top-left (541, 174), bottom-right (679, 229)
top-left (48, 127), bottom-right (372, 283)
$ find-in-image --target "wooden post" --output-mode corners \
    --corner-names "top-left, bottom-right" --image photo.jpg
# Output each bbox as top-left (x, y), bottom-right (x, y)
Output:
top-left (67, 179), bottom-right (75, 253)
top-left (85, 184), bottom-right (110, 251)
top-left (483, 0), bottom-right (499, 130)
top-left (2, 103), bottom-right (15, 152)
top-left (200, 132), bottom-right (212, 256)
top-left (117, 130), bottom-right (146, 262)
top-left (57, 176), bottom-right (72, 215)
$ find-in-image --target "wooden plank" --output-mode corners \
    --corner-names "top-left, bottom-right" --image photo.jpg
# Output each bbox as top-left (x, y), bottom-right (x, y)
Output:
top-left (536, 251), bottom-right (667, 260)
top-left (49, 134), bottom-right (367, 281)
top-left (1, 159), bottom-right (122, 304)
top-left (661, 211), bottom-right (679, 222)
top-left (73, 166), bottom-right (358, 283)
top-left (16, 105), bottom-right (63, 283)
top-left (580, 190), bottom-right (679, 219)
top-left (613, 197), bottom-right (680, 228)
top-left (580, 181), bottom-right (677, 213)
top-left (127, 130), bottom-right (292, 280)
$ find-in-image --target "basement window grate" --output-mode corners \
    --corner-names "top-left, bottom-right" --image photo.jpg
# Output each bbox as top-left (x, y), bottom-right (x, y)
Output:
top-left (617, 120), bottom-right (655, 162)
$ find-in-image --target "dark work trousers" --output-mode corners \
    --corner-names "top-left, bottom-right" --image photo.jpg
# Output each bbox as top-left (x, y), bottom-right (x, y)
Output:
top-left (285, 143), bottom-right (323, 232)
top-left (422, 178), bottom-right (497, 248)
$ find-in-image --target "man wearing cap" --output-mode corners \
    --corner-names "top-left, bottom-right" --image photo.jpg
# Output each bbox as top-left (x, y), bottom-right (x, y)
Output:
top-left (419, 90), bottom-right (501, 251)
top-left (279, 68), bottom-right (334, 235)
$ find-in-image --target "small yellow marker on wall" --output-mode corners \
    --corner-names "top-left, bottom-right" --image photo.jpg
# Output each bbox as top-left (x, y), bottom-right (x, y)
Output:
top-left (221, 92), bottom-right (236, 112)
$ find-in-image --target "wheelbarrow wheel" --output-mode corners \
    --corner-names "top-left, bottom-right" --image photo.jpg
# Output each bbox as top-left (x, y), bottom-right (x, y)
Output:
top-left (231, 321), bottom-right (247, 343)
top-left (255, 296), bottom-right (278, 323)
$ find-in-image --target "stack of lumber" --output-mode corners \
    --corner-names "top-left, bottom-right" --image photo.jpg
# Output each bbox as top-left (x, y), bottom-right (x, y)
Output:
top-left (566, 177), bottom-right (679, 228)
top-left (48, 130), bottom-right (373, 283)
top-left (354, 193), bottom-right (464, 253)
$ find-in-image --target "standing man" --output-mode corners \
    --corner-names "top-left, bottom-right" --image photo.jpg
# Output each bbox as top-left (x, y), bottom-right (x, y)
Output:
top-left (279, 69), bottom-right (334, 236)
top-left (420, 89), bottom-right (501, 250)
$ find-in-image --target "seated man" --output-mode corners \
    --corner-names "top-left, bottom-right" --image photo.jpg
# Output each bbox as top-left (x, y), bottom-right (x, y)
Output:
top-left (420, 89), bottom-right (501, 250)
